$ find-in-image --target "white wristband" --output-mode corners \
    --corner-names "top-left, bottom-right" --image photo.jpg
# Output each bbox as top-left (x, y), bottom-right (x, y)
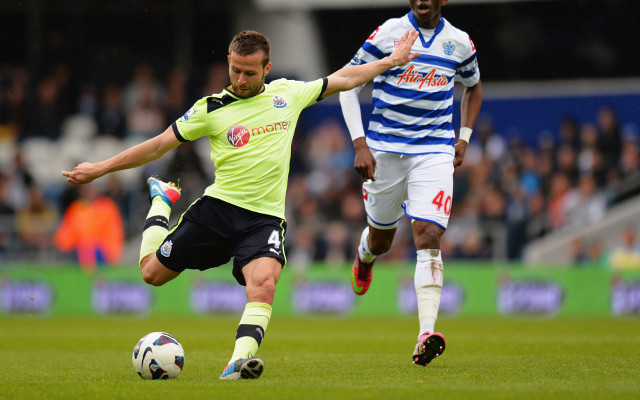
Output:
top-left (459, 127), bottom-right (473, 143)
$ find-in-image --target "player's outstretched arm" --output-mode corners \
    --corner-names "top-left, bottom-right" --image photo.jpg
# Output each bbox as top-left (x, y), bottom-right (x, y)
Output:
top-left (62, 126), bottom-right (181, 184)
top-left (322, 30), bottom-right (419, 99)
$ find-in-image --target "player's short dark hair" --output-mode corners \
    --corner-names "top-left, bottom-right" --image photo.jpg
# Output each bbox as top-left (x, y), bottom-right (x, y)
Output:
top-left (229, 30), bottom-right (271, 67)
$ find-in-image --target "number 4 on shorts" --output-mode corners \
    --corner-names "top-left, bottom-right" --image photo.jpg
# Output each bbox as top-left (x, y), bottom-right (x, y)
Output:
top-left (268, 230), bottom-right (281, 249)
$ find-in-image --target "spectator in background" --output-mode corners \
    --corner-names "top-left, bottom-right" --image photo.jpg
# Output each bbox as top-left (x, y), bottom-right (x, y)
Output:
top-left (619, 130), bottom-right (639, 177)
top-left (54, 183), bottom-right (124, 271)
top-left (0, 173), bottom-right (16, 254)
top-left (608, 226), bottom-right (640, 270)
top-left (457, 227), bottom-right (490, 260)
top-left (76, 82), bottom-right (99, 118)
top-left (98, 85), bottom-right (126, 138)
top-left (476, 117), bottom-right (506, 162)
top-left (558, 116), bottom-right (581, 152)
top-left (547, 172), bottom-right (572, 230)
top-left (123, 62), bottom-right (167, 114)
top-left (5, 149), bottom-right (34, 212)
top-left (126, 84), bottom-right (166, 139)
top-left (0, 67), bottom-right (29, 141)
top-left (23, 76), bottom-right (64, 140)
top-left (202, 61), bottom-right (229, 96)
top-left (577, 122), bottom-right (605, 182)
top-left (518, 147), bottom-right (541, 197)
top-left (287, 224), bottom-right (317, 270)
top-left (569, 237), bottom-right (590, 266)
top-left (596, 105), bottom-right (622, 174)
top-left (525, 190), bottom-right (550, 240)
top-left (123, 62), bottom-right (167, 140)
top-left (165, 67), bottom-right (189, 122)
top-left (322, 220), bottom-right (350, 266)
top-left (556, 144), bottom-right (579, 185)
top-left (505, 187), bottom-right (528, 260)
top-left (564, 173), bottom-right (607, 228)
top-left (16, 184), bottom-right (58, 253)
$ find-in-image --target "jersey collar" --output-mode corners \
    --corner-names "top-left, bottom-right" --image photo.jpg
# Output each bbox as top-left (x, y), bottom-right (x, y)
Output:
top-left (224, 83), bottom-right (267, 99)
top-left (407, 12), bottom-right (445, 49)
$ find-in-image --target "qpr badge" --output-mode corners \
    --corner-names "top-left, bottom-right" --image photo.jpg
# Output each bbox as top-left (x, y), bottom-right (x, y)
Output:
top-left (160, 240), bottom-right (173, 257)
top-left (442, 40), bottom-right (456, 56)
top-left (273, 96), bottom-right (287, 109)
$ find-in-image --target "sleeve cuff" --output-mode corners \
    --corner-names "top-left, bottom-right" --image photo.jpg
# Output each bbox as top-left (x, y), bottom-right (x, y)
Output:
top-left (171, 122), bottom-right (188, 142)
top-left (316, 77), bottom-right (329, 102)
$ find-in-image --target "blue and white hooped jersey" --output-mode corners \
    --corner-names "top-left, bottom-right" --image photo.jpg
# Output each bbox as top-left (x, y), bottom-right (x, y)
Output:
top-left (347, 13), bottom-right (480, 155)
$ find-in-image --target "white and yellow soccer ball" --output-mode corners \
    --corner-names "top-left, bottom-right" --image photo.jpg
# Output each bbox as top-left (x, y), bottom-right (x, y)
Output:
top-left (132, 332), bottom-right (185, 379)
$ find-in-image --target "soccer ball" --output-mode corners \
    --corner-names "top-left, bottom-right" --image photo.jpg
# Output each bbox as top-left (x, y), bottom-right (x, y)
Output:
top-left (132, 332), bottom-right (185, 380)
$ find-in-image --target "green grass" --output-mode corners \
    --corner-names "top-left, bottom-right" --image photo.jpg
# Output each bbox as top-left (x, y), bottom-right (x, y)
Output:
top-left (1, 316), bottom-right (639, 400)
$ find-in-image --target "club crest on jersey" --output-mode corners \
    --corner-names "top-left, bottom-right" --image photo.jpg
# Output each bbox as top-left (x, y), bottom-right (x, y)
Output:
top-left (160, 240), bottom-right (173, 257)
top-left (181, 107), bottom-right (195, 122)
top-left (273, 96), bottom-right (287, 109)
top-left (442, 41), bottom-right (456, 56)
top-left (227, 124), bottom-right (251, 148)
top-left (351, 49), bottom-right (366, 65)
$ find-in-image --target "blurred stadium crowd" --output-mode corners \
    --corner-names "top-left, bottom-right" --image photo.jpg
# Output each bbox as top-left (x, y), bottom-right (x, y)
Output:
top-left (1, 60), bottom-right (639, 269)
top-left (1, 0), bottom-right (640, 269)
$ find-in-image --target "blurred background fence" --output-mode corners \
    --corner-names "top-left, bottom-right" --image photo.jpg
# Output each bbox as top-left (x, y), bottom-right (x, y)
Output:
top-left (1, 0), bottom-right (639, 272)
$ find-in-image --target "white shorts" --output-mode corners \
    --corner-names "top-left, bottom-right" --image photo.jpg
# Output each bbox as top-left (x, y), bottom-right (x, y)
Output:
top-left (362, 150), bottom-right (454, 230)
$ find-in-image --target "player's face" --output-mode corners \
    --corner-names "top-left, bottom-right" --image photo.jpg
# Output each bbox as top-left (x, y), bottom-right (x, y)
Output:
top-left (228, 51), bottom-right (272, 98)
top-left (408, 0), bottom-right (447, 29)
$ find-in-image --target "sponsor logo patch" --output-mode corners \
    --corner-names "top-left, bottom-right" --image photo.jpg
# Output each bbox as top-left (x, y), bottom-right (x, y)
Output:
top-left (396, 66), bottom-right (448, 89)
top-left (227, 124), bottom-right (251, 148)
top-left (181, 107), bottom-right (195, 122)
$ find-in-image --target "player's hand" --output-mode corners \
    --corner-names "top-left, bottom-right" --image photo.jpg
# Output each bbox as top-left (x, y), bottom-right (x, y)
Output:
top-left (453, 140), bottom-right (468, 168)
top-left (353, 137), bottom-right (376, 181)
top-left (388, 30), bottom-right (420, 66)
top-left (61, 162), bottom-right (102, 184)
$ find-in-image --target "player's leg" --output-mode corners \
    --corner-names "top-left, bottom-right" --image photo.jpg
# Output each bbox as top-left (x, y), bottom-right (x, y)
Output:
top-left (352, 151), bottom-right (406, 295)
top-left (220, 259), bottom-right (281, 380)
top-left (411, 221), bottom-right (446, 366)
top-left (139, 177), bottom-right (181, 286)
top-left (352, 225), bottom-right (396, 295)
top-left (404, 153), bottom-right (453, 366)
top-left (220, 214), bottom-right (286, 380)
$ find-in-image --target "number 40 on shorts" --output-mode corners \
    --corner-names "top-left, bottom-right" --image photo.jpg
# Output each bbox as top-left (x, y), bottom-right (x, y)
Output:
top-left (431, 190), bottom-right (452, 216)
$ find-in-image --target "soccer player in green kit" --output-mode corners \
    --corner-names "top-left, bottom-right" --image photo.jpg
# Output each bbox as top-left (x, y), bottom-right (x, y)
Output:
top-left (62, 29), bottom-right (419, 380)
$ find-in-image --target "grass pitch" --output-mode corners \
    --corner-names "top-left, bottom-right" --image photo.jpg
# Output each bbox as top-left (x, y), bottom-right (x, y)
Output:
top-left (2, 316), bottom-right (639, 400)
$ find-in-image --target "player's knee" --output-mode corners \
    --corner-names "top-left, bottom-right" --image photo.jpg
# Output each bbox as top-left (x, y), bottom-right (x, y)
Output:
top-left (141, 268), bottom-right (164, 286)
top-left (256, 276), bottom-right (277, 295)
top-left (246, 275), bottom-right (277, 303)
top-left (140, 261), bottom-right (166, 287)
top-left (414, 225), bottom-right (444, 249)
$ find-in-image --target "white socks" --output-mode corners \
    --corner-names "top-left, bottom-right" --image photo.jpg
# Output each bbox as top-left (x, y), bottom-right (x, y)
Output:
top-left (357, 227), bottom-right (377, 263)
top-left (414, 249), bottom-right (443, 337)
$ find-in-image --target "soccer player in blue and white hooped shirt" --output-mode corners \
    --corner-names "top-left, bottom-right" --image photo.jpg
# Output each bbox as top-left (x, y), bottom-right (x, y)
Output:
top-left (340, 0), bottom-right (482, 367)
